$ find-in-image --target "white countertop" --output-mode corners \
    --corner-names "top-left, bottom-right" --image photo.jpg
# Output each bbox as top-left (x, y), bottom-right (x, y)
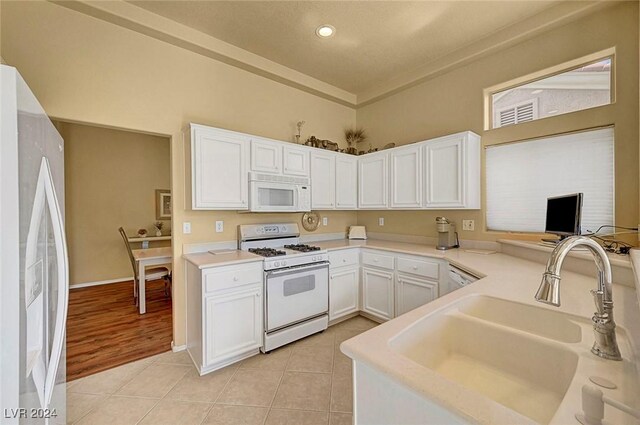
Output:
top-left (324, 239), bottom-right (640, 425)
top-left (183, 249), bottom-right (262, 269)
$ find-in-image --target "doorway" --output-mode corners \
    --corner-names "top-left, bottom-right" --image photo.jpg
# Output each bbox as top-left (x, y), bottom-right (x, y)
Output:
top-left (54, 121), bottom-right (173, 380)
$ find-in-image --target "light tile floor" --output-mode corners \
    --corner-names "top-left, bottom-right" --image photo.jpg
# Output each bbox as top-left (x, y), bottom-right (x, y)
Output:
top-left (66, 315), bottom-right (378, 425)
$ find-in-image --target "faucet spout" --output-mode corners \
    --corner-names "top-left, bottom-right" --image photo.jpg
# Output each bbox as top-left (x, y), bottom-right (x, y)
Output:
top-left (535, 236), bottom-right (621, 361)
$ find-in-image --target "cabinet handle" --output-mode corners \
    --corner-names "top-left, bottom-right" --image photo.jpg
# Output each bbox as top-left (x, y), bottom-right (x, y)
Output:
top-left (233, 277), bottom-right (239, 282)
top-left (343, 259), bottom-right (347, 263)
top-left (255, 293), bottom-right (259, 297)
top-left (373, 259), bottom-right (378, 263)
top-left (413, 266), bottom-right (418, 270)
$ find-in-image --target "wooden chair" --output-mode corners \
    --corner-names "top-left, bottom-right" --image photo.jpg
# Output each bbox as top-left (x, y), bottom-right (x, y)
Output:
top-left (118, 227), bottom-right (171, 305)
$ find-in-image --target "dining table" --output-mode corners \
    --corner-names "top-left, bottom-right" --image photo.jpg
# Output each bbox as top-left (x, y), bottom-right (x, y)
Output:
top-left (132, 246), bottom-right (173, 314)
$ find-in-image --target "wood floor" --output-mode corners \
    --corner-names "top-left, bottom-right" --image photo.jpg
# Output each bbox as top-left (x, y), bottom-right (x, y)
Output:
top-left (66, 279), bottom-right (172, 381)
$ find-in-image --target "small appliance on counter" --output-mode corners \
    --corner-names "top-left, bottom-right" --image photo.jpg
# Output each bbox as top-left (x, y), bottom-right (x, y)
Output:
top-left (348, 226), bottom-right (367, 240)
top-left (436, 217), bottom-right (459, 250)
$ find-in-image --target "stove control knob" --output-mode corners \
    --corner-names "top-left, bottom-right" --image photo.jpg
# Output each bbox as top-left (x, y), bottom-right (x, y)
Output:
top-left (282, 260), bottom-right (287, 266)
top-left (312, 256), bottom-right (317, 261)
top-left (274, 261), bottom-right (280, 267)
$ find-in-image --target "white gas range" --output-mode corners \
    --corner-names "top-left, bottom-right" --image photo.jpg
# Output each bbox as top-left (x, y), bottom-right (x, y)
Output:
top-left (238, 223), bottom-right (329, 352)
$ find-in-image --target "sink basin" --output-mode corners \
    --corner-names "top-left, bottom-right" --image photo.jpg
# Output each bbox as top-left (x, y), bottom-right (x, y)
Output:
top-left (390, 297), bottom-right (581, 423)
top-left (455, 295), bottom-right (583, 343)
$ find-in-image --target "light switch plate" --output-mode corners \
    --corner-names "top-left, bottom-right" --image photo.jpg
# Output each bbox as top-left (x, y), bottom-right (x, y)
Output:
top-left (378, 217), bottom-right (384, 226)
top-left (322, 217), bottom-right (328, 226)
top-left (215, 221), bottom-right (224, 233)
top-left (183, 222), bottom-right (192, 234)
top-left (462, 220), bottom-right (475, 231)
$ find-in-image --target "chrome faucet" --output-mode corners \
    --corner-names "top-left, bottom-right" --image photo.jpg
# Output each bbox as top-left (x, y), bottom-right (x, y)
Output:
top-left (535, 236), bottom-right (622, 361)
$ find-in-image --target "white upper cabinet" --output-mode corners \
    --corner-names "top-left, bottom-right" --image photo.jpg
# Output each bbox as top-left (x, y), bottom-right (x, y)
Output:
top-left (251, 138), bottom-right (282, 174)
top-left (283, 145), bottom-right (310, 177)
top-left (358, 151), bottom-right (388, 209)
top-left (423, 131), bottom-right (480, 209)
top-left (335, 155), bottom-right (358, 209)
top-left (390, 144), bottom-right (422, 208)
top-left (311, 151), bottom-right (336, 209)
top-left (190, 125), bottom-right (248, 210)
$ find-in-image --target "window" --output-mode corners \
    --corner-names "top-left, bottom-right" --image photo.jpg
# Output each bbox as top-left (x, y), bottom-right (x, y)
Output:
top-left (488, 54), bottom-right (613, 129)
top-left (486, 127), bottom-right (614, 233)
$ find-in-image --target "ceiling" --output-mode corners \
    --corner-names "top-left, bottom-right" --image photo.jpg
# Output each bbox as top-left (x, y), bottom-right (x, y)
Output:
top-left (128, 1), bottom-right (562, 96)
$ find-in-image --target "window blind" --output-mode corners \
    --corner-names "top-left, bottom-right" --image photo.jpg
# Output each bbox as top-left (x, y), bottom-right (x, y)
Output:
top-left (486, 128), bottom-right (614, 233)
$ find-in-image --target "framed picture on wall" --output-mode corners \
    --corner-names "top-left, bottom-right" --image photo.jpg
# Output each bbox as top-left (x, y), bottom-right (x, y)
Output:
top-left (155, 189), bottom-right (171, 220)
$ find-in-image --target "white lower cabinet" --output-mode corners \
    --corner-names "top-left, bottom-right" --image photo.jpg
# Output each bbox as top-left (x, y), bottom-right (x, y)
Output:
top-left (361, 267), bottom-right (394, 321)
top-left (329, 266), bottom-right (359, 321)
top-left (204, 285), bottom-right (262, 367)
top-left (186, 261), bottom-right (263, 375)
top-left (395, 274), bottom-right (438, 317)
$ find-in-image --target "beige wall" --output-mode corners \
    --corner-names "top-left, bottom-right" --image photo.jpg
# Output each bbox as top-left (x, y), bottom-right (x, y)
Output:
top-left (356, 2), bottom-right (639, 244)
top-left (0, 1), bottom-right (356, 346)
top-left (2, 1), bottom-right (637, 348)
top-left (56, 121), bottom-right (171, 285)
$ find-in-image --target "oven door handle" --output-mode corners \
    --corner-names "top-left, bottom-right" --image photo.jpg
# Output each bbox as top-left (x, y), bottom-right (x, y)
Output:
top-left (265, 261), bottom-right (329, 277)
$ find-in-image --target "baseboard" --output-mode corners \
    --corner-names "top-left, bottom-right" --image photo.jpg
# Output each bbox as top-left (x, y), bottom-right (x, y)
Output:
top-left (171, 342), bottom-right (186, 352)
top-left (70, 276), bottom-right (132, 289)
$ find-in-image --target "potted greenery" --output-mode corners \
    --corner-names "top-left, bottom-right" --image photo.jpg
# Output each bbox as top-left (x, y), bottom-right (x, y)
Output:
top-left (344, 128), bottom-right (366, 155)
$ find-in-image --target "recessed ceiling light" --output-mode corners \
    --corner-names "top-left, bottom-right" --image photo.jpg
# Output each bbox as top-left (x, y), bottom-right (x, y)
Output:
top-left (316, 25), bottom-right (335, 38)
top-left (532, 89), bottom-right (543, 94)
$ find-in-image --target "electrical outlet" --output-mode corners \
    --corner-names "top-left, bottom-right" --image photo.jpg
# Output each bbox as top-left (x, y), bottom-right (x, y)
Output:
top-left (322, 217), bottom-right (328, 226)
top-left (215, 221), bottom-right (224, 233)
top-left (462, 220), bottom-right (475, 231)
top-left (378, 217), bottom-right (385, 226)
top-left (183, 222), bottom-right (192, 234)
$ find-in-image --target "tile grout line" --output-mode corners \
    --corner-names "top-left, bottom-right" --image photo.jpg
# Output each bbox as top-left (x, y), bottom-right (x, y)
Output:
top-left (264, 347), bottom-right (295, 424)
top-left (133, 361), bottom-right (192, 425)
top-left (70, 355), bottom-right (161, 424)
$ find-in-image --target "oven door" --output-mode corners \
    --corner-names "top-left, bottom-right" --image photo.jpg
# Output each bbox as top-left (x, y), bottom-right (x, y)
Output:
top-left (250, 181), bottom-right (299, 212)
top-left (265, 262), bottom-right (329, 332)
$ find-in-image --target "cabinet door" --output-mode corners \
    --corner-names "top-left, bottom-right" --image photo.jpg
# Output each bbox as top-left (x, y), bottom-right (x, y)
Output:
top-left (335, 155), bottom-right (358, 209)
top-left (395, 274), bottom-right (437, 317)
top-left (251, 138), bottom-right (282, 174)
top-left (330, 266), bottom-right (359, 321)
top-left (424, 135), bottom-right (465, 208)
top-left (192, 128), bottom-right (248, 209)
top-left (361, 267), bottom-right (394, 321)
top-left (283, 145), bottom-right (310, 177)
top-left (358, 153), bottom-right (388, 209)
top-left (390, 145), bottom-right (422, 208)
top-left (204, 286), bottom-right (262, 366)
top-left (311, 151), bottom-right (336, 209)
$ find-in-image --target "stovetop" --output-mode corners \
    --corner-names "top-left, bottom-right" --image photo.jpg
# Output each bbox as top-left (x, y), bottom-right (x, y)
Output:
top-left (284, 244), bottom-right (322, 253)
top-left (248, 247), bottom-right (287, 257)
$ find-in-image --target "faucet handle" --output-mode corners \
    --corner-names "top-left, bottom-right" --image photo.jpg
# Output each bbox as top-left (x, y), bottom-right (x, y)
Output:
top-left (591, 289), bottom-right (605, 316)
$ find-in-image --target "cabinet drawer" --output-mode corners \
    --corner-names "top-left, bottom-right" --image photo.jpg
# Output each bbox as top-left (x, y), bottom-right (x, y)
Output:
top-left (397, 257), bottom-right (439, 279)
top-left (361, 251), bottom-right (395, 270)
top-left (204, 263), bottom-right (263, 293)
top-left (329, 249), bottom-right (359, 268)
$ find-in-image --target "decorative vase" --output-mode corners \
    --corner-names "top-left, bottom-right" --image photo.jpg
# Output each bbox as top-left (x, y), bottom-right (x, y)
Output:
top-left (155, 229), bottom-right (162, 237)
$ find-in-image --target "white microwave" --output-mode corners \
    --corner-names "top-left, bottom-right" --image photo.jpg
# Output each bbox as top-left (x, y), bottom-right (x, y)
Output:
top-left (249, 172), bottom-right (311, 212)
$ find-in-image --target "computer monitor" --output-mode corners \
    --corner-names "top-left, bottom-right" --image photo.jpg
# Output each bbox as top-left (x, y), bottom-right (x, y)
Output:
top-left (544, 193), bottom-right (583, 241)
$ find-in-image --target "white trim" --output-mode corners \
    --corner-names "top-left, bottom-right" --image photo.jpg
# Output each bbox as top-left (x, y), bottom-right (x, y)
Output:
top-left (171, 342), bottom-right (186, 352)
top-left (70, 276), bottom-right (132, 289)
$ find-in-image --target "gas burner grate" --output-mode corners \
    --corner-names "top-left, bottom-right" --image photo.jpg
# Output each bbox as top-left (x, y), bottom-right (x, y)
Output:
top-left (284, 244), bottom-right (322, 252)
top-left (248, 247), bottom-right (286, 257)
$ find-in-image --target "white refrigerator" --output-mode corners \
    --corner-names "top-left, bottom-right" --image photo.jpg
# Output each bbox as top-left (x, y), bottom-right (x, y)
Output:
top-left (1, 65), bottom-right (69, 424)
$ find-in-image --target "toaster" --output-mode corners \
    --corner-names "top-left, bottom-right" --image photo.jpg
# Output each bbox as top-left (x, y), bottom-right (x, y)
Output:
top-left (348, 226), bottom-right (367, 240)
